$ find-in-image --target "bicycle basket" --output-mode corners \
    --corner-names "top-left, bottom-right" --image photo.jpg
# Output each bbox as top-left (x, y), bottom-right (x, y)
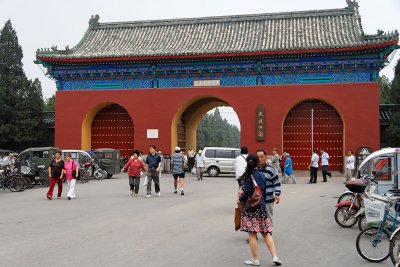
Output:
top-left (364, 198), bottom-right (386, 224)
top-left (20, 166), bottom-right (31, 175)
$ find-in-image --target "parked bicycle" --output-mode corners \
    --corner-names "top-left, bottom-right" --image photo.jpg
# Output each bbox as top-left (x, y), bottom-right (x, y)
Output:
top-left (0, 164), bottom-right (26, 192)
top-left (355, 191), bottom-right (400, 263)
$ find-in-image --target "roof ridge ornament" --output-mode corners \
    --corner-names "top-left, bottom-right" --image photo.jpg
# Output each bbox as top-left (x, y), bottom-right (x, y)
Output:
top-left (89, 14), bottom-right (100, 28)
top-left (346, 0), bottom-right (359, 12)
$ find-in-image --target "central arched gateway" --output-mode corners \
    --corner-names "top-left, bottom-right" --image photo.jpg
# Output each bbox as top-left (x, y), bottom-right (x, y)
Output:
top-left (283, 100), bottom-right (344, 171)
top-left (171, 96), bottom-right (239, 152)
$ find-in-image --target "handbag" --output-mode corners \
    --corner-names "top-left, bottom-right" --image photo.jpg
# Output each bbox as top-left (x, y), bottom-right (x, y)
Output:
top-left (234, 202), bottom-right (243, 231)
top-left (71, 160), bottom-right (80, 179)
top-left (245, 175), bottom-right (263, 209)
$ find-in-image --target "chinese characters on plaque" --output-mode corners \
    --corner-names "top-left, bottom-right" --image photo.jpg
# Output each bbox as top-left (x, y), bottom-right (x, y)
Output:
top-left (256, 106), bottom-right (265, 141)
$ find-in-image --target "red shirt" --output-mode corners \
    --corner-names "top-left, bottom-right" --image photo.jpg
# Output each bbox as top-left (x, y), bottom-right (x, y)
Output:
top-left (123, 158), bottom-right (145, 177)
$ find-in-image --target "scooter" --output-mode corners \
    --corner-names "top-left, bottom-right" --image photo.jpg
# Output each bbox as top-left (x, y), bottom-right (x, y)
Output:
top-left (334, 176), bottom-right (377, 228)
top-left (84, 162), bottom-right (106, 180)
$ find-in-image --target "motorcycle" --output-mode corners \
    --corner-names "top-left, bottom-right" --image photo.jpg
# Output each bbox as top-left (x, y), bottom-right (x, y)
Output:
top-left (84, 162), bottom-right (107, 180)
top-left (334, 176), bottom-right (377, 228)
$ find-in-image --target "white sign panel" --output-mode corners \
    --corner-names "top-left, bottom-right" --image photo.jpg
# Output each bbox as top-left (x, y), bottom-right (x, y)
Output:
top-left (147, 129), bottom-right (159, 139)
top-left (193, 79), bottom-right (220, 87)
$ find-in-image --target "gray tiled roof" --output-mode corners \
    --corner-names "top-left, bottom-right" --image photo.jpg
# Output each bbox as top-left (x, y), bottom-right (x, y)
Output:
top-left (36, 2), bottom-right (398, 61)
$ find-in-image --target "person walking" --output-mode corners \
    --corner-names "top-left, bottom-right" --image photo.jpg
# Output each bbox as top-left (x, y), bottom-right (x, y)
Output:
top-left (194, 150), bottom-right (205, 180)
top-left (187, 147), bottom-right (195, 173)
top-left (63, 153), bottom-right (78, 200)
top-left (256, 149), bottom-right (281, 226)
top-left (171, 147), bottom-right (186, 195)
top-left (320, 148), bottom-right (332, 182)
top-left (283, 153), bottom-right (296, 184)
top-left (235, 146), bottom-right (248, 187)
top-left (145, 145), bottom-right (162, 198)
top-left (346, 150), bottom-right (355, 182)
top-left (238, 154), bottom-right (282, 266)
top-left (279, 152), bottom-right (286, 181)
top-left (46, 150), bottom-right (64, 200)
top-left (271, 148), bottom-right (281, 175)
top-left (122, 150), bottom-right (146, 196)
top-left (308, 149), bottom-right (319, 184)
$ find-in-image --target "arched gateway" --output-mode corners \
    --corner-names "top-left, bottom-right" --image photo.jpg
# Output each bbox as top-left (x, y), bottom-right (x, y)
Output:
top-left (91, 104), bottom-right (134, 158)
top-left (36, 1), bottom-right (397, 171)
top-left (283, 100), bottom-right (343, 171)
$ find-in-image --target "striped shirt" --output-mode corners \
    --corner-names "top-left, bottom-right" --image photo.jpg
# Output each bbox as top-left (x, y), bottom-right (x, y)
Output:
top-left (258, 164), bottom-right (281, 203)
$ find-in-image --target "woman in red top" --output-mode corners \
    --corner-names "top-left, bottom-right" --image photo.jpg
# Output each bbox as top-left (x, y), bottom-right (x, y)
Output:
top-left (122, 150), bottom-right (146, 196)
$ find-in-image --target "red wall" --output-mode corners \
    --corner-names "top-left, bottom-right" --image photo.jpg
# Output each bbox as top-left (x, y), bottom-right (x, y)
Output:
top-left (55, 82), bottom-right (380, 155)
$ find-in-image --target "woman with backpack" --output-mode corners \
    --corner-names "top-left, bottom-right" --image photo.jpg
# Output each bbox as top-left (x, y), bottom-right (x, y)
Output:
top-left (238, 154), bottom-right (282, 266)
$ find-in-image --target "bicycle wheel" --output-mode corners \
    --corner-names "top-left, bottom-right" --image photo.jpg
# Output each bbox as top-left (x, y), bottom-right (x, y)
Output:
top-left (79, 169), bottom-right (90, 183)
top-left (338, 192), bottom-right (357, 204)
top-left (6, 174), bottom-right (26, 192)
top-left (38, 171), bottom-right (50, 187)
top-left (93, 170), bottom-right (104, 180)
top-left (390, 229), bottom-right (400, 265)
top-left (334, 205), bottom-right (358, 227)
top-left (356, 227), bottom-right (390, 262)
top-left (358, 214), bottom-right (368, 231)
top-left (25, 176), bottom-right (36, 189)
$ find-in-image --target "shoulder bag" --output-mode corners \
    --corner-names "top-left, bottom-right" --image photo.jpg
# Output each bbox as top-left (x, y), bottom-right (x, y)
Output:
top-left (245, 175), bottom-right (263, 209)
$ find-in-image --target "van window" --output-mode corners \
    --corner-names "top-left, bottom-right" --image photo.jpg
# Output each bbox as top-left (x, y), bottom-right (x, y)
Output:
top-left (33, 150), bottom-right (50, 159)
top-left (216, 150), bottom-right (234, 159)
top-left (79, 153), bottom-right (91, 164)
top-left (205, 149), bottom-right (216, 158)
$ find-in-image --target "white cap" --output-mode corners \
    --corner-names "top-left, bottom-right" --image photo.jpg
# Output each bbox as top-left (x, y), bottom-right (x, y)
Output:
top-left (175, 146), bottom-right (180, 151)
top-left (198, 150), bottom-right (203, 153)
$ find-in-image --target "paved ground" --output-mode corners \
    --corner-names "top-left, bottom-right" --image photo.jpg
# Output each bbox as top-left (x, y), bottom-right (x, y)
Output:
top-left (0, 172), bottom-right (393, 267)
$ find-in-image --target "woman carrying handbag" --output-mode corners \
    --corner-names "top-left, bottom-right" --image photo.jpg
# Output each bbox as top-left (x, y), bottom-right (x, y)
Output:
top-left (238, 154), bottom-right (282, 266)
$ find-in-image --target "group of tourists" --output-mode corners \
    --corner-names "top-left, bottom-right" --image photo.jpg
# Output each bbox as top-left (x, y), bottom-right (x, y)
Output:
top-left (235, 146), bottom-right (283, 266)
top-left (307, 148), bottom-right (355, 183)
top-left (121, 145), bottom-right (206, 197)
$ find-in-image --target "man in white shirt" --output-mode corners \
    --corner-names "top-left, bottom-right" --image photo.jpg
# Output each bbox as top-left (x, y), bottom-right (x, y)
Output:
top-left (308, 149), bottom-right (319, 184)
top-left (194, 150), bottom-right (205, 181)
top-left (234, 147), bottom-right (248, 187)
top-left (346, 150), bottom-right (355, 182)
top-left (320, 148), bottom-right (332, 182)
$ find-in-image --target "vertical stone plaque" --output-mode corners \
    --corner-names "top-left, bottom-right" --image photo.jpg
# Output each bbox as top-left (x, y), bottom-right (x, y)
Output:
top-left (256, 106), bottom-right (265, 141)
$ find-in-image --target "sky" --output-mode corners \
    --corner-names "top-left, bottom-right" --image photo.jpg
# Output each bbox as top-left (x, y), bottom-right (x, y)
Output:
top-left (0, 0), bottom-right (399, 129)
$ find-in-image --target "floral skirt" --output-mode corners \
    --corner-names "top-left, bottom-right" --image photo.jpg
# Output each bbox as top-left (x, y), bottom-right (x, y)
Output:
top-left (240, 206), bottom-right (272, 234)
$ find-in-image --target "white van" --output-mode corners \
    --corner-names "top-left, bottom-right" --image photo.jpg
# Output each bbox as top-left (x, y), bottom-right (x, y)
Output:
top-left (202, 147), bottom-right (240, 177)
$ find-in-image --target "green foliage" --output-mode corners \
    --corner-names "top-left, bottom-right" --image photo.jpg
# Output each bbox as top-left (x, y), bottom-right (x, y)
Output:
top-left (378, 75), bottom-right (392, 104)
top-left (0, 20), bottom-right (46, 150)
top-left (44, 94), bottom-right (55, 111)
top-left (196, 107), bottom-right (240, 149)
top-left (387, 59), bottom-right (400, 146)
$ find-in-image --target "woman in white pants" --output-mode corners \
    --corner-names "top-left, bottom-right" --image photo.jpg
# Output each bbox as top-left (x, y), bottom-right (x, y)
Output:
top-left (63, 153), bottom-right (78, 200)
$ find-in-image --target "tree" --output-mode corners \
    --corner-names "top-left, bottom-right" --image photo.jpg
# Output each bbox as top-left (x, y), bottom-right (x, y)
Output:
top-left (196, 107), bottom-right (240, 149)
top-left (0, 20), bottom-right (45, 150)
top-left (387, 59), bottom-right (400, 146)
top-left (44, 94), bottom-right (55, 111)
top-left (378, 75), bottom-right (392, 104)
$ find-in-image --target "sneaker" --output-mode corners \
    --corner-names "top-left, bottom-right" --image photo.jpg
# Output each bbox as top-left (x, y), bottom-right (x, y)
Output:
top-left (272, 256), bottom-right (282, 266)
top-left (57, 197), bottom-right (62, 199)
top-left (181, 190), bottom-right (184, 195)
top-left (157, 192), bottom-right (161, 197)
top-left (174, 190), bottom-right (178, 194)
top-left (244, 259), bottom-right (260, 266)
top-left (46, 195), bottom-right (52, 200)
top-left (146, 194), bottom-right (151, 198)
top-left (133, 193), bottom-right (138, 197)
top-left (68, 197), bottom-right (71, 200)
